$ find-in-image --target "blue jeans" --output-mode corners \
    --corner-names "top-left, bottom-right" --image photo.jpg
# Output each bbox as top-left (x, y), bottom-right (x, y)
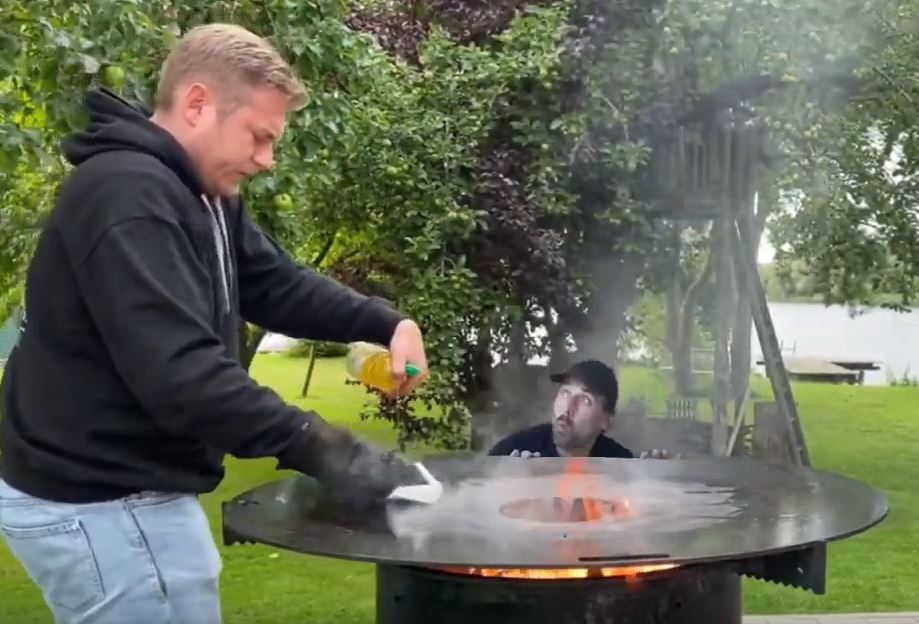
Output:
top-left (0, 479), bottom-right (222, 624)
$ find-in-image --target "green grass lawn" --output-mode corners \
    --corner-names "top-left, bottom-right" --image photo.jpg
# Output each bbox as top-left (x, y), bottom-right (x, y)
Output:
top-left (1, 354), bottom-right (916, 621)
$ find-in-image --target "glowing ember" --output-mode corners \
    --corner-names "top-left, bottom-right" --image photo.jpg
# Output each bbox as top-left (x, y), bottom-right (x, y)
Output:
top-left (447, 457), bottom-right (679, 580)
top-left (438, 564), bottom-right (679, 580)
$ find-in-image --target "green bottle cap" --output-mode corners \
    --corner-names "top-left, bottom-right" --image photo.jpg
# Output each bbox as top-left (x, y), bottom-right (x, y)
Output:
top-left (405, 364), bottom-right (421, 377)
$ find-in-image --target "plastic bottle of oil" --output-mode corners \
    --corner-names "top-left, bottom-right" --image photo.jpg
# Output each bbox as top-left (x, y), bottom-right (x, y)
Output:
top-left (346, 342), bottom-right (421, 394)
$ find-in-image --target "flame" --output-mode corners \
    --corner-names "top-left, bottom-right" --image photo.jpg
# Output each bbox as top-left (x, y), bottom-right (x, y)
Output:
top-left (560, 456), bottom-right (607, 521)
top-left (442, 456), bottom-right (678, 580)
top-left (438, 564), bottom-right (679, 580)
top-left (564, 457), bottom-right (600, 516)
top-left (435, 456), bottom-right (681, 581)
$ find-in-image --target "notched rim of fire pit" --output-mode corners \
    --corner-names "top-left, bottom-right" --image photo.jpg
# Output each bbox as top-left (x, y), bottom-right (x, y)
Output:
top-left (222, 456), bottom-right (888, 570)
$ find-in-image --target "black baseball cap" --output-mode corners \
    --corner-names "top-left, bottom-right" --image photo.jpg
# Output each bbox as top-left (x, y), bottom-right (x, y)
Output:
top-left (549, 359), bottom-right (619, 414)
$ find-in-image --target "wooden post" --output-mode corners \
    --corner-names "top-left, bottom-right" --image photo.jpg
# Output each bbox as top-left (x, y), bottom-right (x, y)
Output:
top-left (726, 381), bottom-right (752, 456)
top-left (643, 117), bottom-right (808, 465)
top-left (752, 401), bottom-right (796, 464)
top-left (729, 127), bottom-right (758, 405)
top-left (711, 123), bottom-right (734, 433)
top-left (732, 216), bottom-right (811, 466)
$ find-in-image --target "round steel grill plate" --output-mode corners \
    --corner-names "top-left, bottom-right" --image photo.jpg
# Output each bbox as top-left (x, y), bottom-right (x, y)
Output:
top-left (222, 456), bottom-right (887, 569)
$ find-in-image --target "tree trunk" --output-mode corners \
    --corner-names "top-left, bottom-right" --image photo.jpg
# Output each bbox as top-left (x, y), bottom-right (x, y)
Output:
top-left (665, 270), bottom-right (682, 361)
top-left (507, 317), bottom-right (527, 366)
top-left (730, 297), bottom-right (752, 403)
top-left (671, 235), bottom-right (716, 395)
top-left (711, 215), bottom-right (734, 426)
top-left (464, 324), bottom-right (495, 412)
top-left (664, 224), bottom-right (684, 360)
top-left (538, 300), bottom-right (569, 372)
top-left (300, 343), bottom-right (318, 398)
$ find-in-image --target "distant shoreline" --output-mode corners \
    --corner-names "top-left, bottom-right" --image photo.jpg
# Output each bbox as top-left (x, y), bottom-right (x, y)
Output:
top-left (765, 297), bottom-right (919, 312)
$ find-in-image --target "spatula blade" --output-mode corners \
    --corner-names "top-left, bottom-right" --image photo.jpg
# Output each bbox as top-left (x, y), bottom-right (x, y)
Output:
top-left (387, 462), bottom-right (444, 505)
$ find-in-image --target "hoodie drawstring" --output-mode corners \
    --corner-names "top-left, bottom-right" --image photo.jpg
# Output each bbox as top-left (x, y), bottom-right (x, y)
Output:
top-left (201, 195), bottom-right (232, 313)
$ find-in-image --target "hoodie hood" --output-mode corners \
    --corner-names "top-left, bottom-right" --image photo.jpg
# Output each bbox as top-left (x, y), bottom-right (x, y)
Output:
top-left (62, 88), bottom-right (234, 312)
top-left (62, 88), bottom-right (207, 197)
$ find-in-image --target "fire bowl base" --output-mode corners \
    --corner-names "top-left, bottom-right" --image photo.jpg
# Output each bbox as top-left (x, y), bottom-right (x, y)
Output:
top-left (375, 562), bottom-right (742, 624)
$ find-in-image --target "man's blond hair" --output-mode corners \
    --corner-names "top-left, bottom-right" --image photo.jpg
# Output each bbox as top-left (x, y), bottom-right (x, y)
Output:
top-left (155, 23), bottom-right (308, 112)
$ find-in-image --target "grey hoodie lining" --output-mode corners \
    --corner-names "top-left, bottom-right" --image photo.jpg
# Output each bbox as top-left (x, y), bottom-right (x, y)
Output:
top-left (201, 195), bottom-right (231, 313)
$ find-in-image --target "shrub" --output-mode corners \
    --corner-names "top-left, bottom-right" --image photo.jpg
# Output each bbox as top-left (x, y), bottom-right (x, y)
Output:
top-left (287, 340), bottom-right (350, 359)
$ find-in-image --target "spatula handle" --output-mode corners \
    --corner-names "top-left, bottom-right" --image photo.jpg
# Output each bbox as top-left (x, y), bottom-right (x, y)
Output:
top-left (414, 462), bottom-right (438, 485)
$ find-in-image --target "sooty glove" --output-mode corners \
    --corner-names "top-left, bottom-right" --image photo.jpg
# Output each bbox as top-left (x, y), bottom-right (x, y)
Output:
top-left (278, 412), bottom-right (423, 507)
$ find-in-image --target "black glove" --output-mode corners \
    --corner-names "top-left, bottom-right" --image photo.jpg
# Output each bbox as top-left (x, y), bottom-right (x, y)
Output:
top-left (278, 411), bottom-right (422, 507)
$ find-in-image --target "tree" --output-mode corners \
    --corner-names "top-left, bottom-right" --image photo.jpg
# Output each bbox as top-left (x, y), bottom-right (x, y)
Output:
top-left (731, 2), bottom-right (919, 309)
top-left (1, 0), bottom-right (575, 450)
top-left (5, 0), bottom-right (919, 451)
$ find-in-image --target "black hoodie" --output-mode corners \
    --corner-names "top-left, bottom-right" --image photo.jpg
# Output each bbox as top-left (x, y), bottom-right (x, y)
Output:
top-left (0, 89), bottom-right (406, 503)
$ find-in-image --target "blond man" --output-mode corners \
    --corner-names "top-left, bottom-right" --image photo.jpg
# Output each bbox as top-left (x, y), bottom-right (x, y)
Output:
top-left (0, 24), bottom-right (427, 623)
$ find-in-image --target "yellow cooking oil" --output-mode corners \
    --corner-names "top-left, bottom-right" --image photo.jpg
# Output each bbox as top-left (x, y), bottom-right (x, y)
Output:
top-left (346, 342), bottom-right (420, 394)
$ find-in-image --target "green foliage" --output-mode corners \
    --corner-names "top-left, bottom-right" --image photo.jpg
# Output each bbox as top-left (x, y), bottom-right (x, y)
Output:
top-left (287, 340), bottom-right (350, 359)
top-left (761, 259), bottom-right (909, 306)
top-left (763, 2), bottom-right (919, 309)
top-left (0, 167), bottom-right (51, 318)
top-left (625, 292), bottom-right (714, 366)
top-left (4, 0), bottom-right (919, 448)
top-left (887, 366), bottom-right (919, 387)
top-left (0, 0), bottom-right (572, 448)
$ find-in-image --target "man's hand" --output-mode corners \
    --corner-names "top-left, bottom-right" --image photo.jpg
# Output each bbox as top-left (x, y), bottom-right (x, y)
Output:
top-left (509, 449), bottom-right (541, 458)
top-left (639, 448), bottom-right (682, 459)
top-left (288, 413), bottom-right (424, 508)
top-left (389, 319), bottom-right (428, 396)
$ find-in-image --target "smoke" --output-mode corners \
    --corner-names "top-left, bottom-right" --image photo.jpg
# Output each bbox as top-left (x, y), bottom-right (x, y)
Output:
top-left (474, 251), bottom-right (645, 450)
top-left (471, 361), bottom-right (557, 450)
top-left (471, 0), bottom-right (902, 450)
top-left (384, 457), bottom-right (740, 564)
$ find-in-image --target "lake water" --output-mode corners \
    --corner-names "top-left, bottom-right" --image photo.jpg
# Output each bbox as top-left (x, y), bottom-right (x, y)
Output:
top-left (759, 302), bottom-right (919, 385)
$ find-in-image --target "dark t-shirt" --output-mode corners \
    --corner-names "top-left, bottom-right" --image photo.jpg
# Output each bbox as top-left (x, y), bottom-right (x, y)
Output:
top-left (488, 423), bottom-right (633, 458)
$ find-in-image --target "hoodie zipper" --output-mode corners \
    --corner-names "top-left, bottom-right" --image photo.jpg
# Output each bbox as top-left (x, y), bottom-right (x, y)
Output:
top-left (201, 195), bottom-right (232, 313)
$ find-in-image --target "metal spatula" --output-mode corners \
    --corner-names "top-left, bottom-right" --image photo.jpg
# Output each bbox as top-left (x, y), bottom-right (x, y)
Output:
top-left (387, 462), bottom-right (444, 505)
